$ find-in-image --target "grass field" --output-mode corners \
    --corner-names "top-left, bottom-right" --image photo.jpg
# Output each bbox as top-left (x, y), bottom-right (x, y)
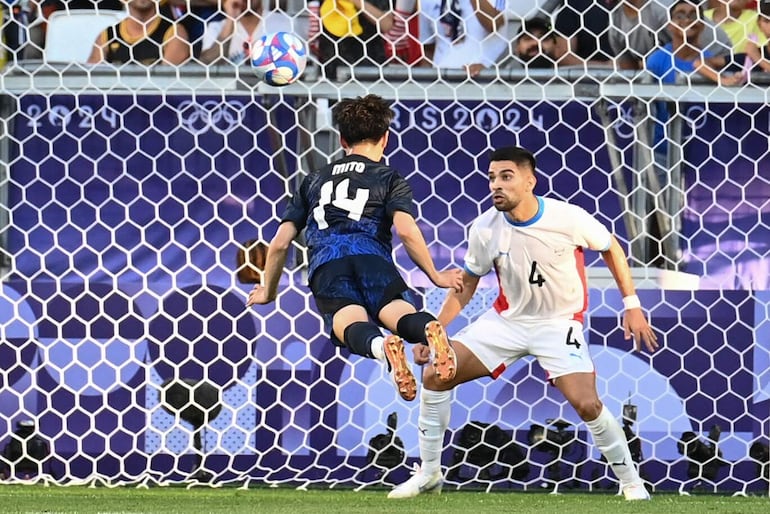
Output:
top-left (0, 485), bottom-right (768, 514)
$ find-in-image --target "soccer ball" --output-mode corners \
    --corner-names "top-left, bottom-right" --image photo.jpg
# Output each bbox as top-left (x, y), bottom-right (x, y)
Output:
top-left (250, 32), bottom-right (308, 86)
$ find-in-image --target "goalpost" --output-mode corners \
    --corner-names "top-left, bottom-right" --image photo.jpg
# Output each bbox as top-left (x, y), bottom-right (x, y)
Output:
top-left (0, 59), bottom-right (768, 493)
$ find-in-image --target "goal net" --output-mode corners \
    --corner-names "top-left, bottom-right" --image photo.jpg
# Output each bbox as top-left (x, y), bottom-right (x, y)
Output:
top-left (0, 1), bottom-right (769, 495)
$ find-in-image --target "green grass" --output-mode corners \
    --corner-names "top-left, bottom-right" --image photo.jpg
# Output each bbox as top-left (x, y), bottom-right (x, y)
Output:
top-left (0, 484), bottom-right (767, 514)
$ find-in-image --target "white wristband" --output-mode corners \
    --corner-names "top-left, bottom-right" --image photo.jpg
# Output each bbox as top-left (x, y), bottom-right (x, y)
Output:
top-left (622, 294), bottom-right (641, 310)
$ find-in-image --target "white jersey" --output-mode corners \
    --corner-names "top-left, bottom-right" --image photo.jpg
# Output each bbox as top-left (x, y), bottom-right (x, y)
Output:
top-left (419, 0), bottom-right (509, 67)
top-left (464, 196), bottom-right (612, 323)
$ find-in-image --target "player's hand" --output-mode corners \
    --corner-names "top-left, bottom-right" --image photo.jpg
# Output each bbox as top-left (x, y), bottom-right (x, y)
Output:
top-left (246, 285), bottom-right (273, 307)
top-left (623, 309), bottom-right (658, 353)
top-left (412, 343), bottom-right (431, 365)
top-left (433, 268), bottom-right (464, 293)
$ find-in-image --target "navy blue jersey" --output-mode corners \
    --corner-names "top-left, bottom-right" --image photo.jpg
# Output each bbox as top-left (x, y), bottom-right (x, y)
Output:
top-left (281, 155), bottom-right (414, 278)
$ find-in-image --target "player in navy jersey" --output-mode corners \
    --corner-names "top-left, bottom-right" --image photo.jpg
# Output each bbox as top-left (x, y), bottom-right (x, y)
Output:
top-left (388, 146), bottom-right (658, 500)
top-left (247, 94), bottom-right (463, 401)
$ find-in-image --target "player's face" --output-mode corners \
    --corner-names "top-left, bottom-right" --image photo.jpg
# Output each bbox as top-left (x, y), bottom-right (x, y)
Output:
top-left (488, 160), bottom-right (534, 212)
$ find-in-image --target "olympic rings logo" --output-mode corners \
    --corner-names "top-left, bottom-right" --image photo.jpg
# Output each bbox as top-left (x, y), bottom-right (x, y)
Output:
top-left (177, 99), bottom-right (246, 134)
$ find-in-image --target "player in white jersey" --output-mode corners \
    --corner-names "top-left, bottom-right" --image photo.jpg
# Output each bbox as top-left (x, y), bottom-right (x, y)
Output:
top-left (388, 146), bottom-right (658, 501)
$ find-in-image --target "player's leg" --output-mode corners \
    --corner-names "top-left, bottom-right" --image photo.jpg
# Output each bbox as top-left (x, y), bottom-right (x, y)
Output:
top-left (554, 372), bottom-right (649, 500)
top-left (340, 257), bottom-right (416, 400)
top-left (310, 258), bottom-right (417, 399)
top-left (331, 304), bottom-right (417, 401)
top-left (379, 300), bottom-right (456, 382)
top-left (389, 311), bottom-right (519, 499)
top-left (388, 339), bottom-right (489, 499)
top-left (534, 319), bottom-right (649, 500)
top-left (311, 258), bottom-right (377, 358)
top-left (422, 316), bottom-right (457, 383)
top-left (331, 304), bottom-right (380, 356)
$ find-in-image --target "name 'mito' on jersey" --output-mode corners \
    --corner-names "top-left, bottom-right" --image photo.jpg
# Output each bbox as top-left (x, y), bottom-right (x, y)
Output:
top-left (463, 197), bottom-right (613, 323)
top-left (281, 155), bottom-right (414, 277)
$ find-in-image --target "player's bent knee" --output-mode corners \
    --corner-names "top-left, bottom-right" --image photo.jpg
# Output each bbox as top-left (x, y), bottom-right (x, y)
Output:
top-left (343, 321), bottom-right (382, 358)
top-left (421, 369), bottom-right (454, 391)
top-left (422, 340), bottom-right (488, 391)
top-left (396, 311), bottom-right (436, 343)
top-left (573, 399), bottom-right (603, 421)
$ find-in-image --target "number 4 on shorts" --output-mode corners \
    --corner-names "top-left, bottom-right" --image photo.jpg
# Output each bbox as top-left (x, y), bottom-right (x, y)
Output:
top-left (565, 326), bottom-right (581, 349)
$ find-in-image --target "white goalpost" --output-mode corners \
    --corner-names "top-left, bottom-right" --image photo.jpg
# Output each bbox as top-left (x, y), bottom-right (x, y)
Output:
top-left (0, 6), bottom-right (769, 496)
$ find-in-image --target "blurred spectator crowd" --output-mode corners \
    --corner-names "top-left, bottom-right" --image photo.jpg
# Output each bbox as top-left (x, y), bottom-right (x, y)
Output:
top-left (1, 0), bottom-right (769, 84)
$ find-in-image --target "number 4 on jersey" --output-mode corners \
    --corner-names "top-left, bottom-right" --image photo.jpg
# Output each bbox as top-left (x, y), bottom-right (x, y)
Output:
top-left (528, 261), bottom-right (545, 287)
top-left (313, 178), bottom-right (370, 229)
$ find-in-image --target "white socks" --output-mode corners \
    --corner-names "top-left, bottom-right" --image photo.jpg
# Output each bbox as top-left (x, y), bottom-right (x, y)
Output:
top-left (585, 405), bottom-right (640, 486)
top-left (416, 393), bottom-right (637, 485)
top-left (417, 388), bottom-right (451, 475)
top-left (370, 336), bottom-right (385, 361)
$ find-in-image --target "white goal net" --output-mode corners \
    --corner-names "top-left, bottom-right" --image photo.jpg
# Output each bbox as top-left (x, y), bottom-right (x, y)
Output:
top-left (0, 0), bottom-right (769, 496)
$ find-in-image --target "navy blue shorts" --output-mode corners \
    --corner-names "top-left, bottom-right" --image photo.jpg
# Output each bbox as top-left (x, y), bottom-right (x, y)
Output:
top-left (310, 255), bottom-right (418, 344)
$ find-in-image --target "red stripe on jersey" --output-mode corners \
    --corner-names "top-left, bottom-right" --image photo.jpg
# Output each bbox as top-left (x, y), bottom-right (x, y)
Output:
top-left (492, 262), bottom-right (509, 314)
top-left (491, 362), bottom-right (506, 379)
top-left (572, 247), bottom-right (588, 324)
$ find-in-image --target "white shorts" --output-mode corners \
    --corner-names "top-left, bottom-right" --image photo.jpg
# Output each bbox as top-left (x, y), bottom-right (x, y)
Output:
top-left (453, 309), bottom-right (595, 381)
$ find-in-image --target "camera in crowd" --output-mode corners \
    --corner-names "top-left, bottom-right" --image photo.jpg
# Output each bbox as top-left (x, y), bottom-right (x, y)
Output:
top-left (1, 420), bottom-right (50, 479)
top-left (622, 401), bottom-right (643, 463)
top-left (677, 425), bottom-right (726, 482)
top-left (527, 419), bottom-right (576, 455)
top-left (749, 439), bottom-right (769, 481)
top-left (366, 411), bottom-right (405, 472)
top-left (448, 421), bottom-right (529, 482)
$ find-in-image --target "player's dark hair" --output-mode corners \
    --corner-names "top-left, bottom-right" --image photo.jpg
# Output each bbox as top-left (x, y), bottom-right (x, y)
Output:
top-left (332, 94), bottom-right (394, 146)
top-left (489, 146), bottom-right (537, 175)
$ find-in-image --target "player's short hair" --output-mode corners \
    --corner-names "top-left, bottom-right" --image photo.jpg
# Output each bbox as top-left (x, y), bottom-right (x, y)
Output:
top-left (332, 94), bottom-right (394, 146)
top-left (489, 146), bottom-right (537, 175)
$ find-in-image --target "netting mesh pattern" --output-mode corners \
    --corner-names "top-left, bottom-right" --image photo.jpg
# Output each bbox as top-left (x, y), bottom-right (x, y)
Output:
top-left (0, 88), bottom-right (768, 493)
top-left (0, 0), bottom-right (768, 495)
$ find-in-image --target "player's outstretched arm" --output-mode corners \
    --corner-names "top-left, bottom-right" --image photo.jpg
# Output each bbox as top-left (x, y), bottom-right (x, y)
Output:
top-left (392, 211), bottom-right (463, 292)
top-left (437, 270), bottom-right (479, 328)
top-left (600, 236), bottom-right (659, 353)
top-left (246, 222), bottom-right (298, 306)
top-left (413, 270), bottom-right (480, 366)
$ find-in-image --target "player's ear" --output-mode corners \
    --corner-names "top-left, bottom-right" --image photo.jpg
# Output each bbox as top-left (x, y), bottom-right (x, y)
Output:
top-left (339, 136), bottom-right (349, 149)
top-left (381, 131), bottom-right (389, 149)
top-left (528, 172), bottom-right (537, 192)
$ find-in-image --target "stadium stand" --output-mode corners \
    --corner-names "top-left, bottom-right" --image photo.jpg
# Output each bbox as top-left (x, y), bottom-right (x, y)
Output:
top-left (43, 9), bottom-right (128, 63)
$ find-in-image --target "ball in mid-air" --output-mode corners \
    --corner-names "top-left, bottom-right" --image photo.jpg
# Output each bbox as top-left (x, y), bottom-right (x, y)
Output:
top-left (250, 32), bottom-right (308, 86)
